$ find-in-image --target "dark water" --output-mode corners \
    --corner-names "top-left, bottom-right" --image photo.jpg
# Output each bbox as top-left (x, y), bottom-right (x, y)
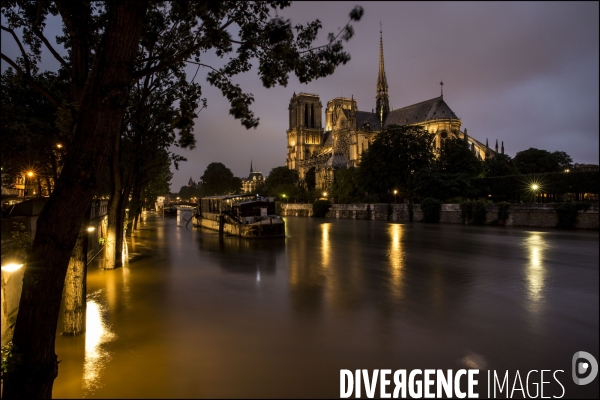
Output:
top-left (52, 214), bottom-right (599, 398)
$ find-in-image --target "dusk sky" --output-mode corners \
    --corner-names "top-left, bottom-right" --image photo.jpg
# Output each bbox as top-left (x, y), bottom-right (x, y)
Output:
top-left (2, 2), bottom-right (598, 192)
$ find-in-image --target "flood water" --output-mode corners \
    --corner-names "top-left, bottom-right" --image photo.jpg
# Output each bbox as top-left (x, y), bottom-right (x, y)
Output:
top-left (52, 214), bottom-right (599, 398)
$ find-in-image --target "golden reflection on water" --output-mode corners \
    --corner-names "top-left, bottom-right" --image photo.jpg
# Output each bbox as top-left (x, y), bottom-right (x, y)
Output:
top-left (83, 300), bottom-right (116, 392)
top-left (321, 223), bottom-right (331, 268)
top-left (387, 224), bottom-right (405, 299)
top-left (525, 233), bottom-right (547, 303)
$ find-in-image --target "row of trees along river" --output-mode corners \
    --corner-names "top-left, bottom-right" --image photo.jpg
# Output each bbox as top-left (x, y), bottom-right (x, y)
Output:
top-left (0, 2), bottom-right (364, 398)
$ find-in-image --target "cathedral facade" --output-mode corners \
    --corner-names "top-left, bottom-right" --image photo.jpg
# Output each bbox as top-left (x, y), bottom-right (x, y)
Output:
top-left (285, 30), bottom-right (502, 190)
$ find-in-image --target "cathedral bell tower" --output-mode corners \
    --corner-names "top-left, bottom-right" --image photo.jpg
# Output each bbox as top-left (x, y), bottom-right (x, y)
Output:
top-left (286, 92), bottom-right (323, 176)
top-left (376, 25), bottom-right (390, 127)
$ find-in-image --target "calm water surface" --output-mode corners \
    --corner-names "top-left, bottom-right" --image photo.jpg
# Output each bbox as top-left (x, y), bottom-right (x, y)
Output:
top-left (52, 214), bottom-right (599, 398)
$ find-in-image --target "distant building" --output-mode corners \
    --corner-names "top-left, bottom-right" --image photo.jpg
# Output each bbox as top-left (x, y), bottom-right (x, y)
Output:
top-left (285, 28), bottom-right (502, 190)
top-left (574, 163), bottom-right (598, 172)
top-left (242, 160), bottom-right (264, 193)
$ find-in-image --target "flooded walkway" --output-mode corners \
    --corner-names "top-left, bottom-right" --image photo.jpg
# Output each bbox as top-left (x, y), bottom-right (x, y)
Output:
top-left (52, 213), bottom-right (599, 398)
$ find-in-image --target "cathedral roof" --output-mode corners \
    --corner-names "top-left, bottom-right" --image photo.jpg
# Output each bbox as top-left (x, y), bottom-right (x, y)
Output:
top-left (355, 111), bottom-right (381, 130)
top-left (325, 153), bottom-right (348, 168)
top-left (384, 96), bottom-right (459, 127)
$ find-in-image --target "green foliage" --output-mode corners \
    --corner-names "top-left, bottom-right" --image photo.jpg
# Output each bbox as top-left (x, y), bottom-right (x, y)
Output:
top-left (421, 198), bottom-right (441, 223)
top-left (1, 341), bottom-right (12, 377)
top-left (331, 168), bottom-right (361, 203)
top-left (414, 169), bottom-right (473, 202)
top-left (470, 171), bottom-right (599, 201)
top-left (460, 200), bottom-right (488, 225)
top-left (275, 201), bottom-right (284, 216)
top-left (497, 202), bottom-right (510, 222)
top-left (437, 138), bottom-right (483, 177)
top-left (359, 125), bottom-right (434, 198)
top-left (98, 236), bottom-right (106, 246)
top-left (264, 166), bottom-right (303, 201)
top-left (472, 201), bottom-right (488, 225)
top-left (3, 222), bottom-right (33, 262)
top-left (514, 148), bottom-right (572, 174)
top-left (554, 202), bottom-right (591, 229)
top-left (305, 167), bottom-right (316, 191)
top-left (413, 139), bottom-right (482, 201)
top-left (313, 200), bottom-right (332, 218)
top-left (201, 162), bottom-right (242, 195)
top-left (1, 69), bottom-right (69, 193)
top-left (484, 154), bottom-right (519, 177)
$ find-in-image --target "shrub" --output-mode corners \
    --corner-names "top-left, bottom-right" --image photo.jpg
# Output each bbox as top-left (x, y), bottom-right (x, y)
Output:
top-left (497, 202), bottom-right (510, 223)
top-left (472, 201), bottom-right (487, 225)
top-left (421, 198), bottom-right (442, 223)
top-left (460, 200), bottom-right (488, 225)
top-left (275, 201), bottom-right (283, 216)
top-left (312, 200), bottom-right (332, 218)
top-left (460, 201), bottom-right (473, 224)
top-left (554, 202), bottom-right (590, 229)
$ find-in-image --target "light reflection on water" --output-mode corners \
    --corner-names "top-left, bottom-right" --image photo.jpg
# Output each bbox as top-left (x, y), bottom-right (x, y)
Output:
top-left (387, 224), bottom-right (405, 300)
top-left (83, 298), bottom-right (116, 392)
top-left (525, 232), bottom-right (547, 303)
top-left (53, 216), bottom-right (599, 398)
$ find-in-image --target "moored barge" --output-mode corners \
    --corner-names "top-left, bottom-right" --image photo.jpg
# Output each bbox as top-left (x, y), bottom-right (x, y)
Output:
top-left (193, 194), bottom-right (285, 238)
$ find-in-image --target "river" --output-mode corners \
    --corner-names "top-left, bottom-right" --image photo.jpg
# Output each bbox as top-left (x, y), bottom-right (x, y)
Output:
top-left (52, 213), bottom-right (599, 398)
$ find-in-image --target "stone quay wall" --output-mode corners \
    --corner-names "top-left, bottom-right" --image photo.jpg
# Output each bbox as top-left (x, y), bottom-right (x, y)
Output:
top-left (281, 203), bottom-right (599, 230)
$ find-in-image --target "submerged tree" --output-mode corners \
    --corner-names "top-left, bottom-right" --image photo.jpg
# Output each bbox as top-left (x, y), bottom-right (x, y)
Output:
top-left (1, 1), bottom-right (363, 397)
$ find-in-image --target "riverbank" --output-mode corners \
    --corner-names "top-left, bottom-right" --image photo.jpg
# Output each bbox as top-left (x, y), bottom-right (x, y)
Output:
top-left (281, 203), bottom-right (599, 229)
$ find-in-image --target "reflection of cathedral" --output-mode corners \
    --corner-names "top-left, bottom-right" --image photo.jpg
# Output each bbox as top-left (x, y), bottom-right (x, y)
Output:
top-left (286, 29), bottom-right (502, 190)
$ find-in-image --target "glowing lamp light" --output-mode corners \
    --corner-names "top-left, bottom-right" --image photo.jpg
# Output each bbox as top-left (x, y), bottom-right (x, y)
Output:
top-left (87, 227), bottom-right (95, 232)
top-left (1, 263), bottom-right (24, 272)
top-left (323, 191), bottom-right (328, 197)
top-left (531, 184), bottom-right (539, 191)
top-left (393, 190), bottom-right (397, 195)
top-left (57, 144), bottom-right (63, 148)
top-left (27, 171), bottom-right (34, 177)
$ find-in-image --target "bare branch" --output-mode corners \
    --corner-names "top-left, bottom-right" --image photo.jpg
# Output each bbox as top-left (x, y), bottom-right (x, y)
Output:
top-left (1, 25), bottom-right (32, 75)
top-left (1, 53), bottom-right (60, 107)
top-left (31, 27), bottom-right (70, 73)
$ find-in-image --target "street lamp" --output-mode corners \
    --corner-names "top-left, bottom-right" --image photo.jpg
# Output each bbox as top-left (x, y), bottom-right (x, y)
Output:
top-left (393, 189), bottom-right (398, 204)
top-left (531, 183), bottom-right (539, 203)
top-left (282, 194), bottom-right (287, 203)
top-left (322, 191), bottom-right (328, 199)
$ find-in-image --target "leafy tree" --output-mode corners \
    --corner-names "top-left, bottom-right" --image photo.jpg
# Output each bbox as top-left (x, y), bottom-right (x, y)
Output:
top-left (413, 139), bottom-right (483, 201)
top-left (305, 166), bottom-right (316, 191)
top-left (1, 2), bottom-right (363, 397)
top-left (331, 167), bottom-right (361, 203)
top-left (358, 125), bottom-right (434, 200)
top-left (513, 148), bottom-right (573, 174)
top-left (483, 153), bottom-right (519, 177)
top-left (264, 166), bottom-right (303, 200)
top-left (201, 162), bottom-right (241, 195)
top-left (413, 169), bottom-right (472, 201)
top-left (436, 138), bottom-right (483, 178)
top-left (1, 69), bottom-right (70, 195)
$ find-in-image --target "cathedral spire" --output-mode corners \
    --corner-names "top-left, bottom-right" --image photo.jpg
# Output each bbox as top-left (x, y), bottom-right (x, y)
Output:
top-left (250, 159), bottom-right (254, 174)
top-left (376, 23), bottom-right (390, 127)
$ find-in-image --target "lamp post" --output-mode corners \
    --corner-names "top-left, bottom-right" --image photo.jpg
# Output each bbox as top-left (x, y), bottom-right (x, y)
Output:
top-left (322, 191), bottom-right (328, 200)
top-left (282, 194), bottom-right (287, 203)
top-left (531, 184), bottom-right (539, 203)
top-left (393, 189), bottom-right (397, 204)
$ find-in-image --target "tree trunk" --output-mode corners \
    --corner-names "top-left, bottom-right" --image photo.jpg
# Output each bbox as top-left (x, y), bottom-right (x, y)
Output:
top-left (127, 181), bottom-right (143, 236)
top-left (2, 2), bottom-right (148, 398)
top-left (104, 149), bottom-right (123, 270)
top-left (62, 217), bottom-right (89, 335)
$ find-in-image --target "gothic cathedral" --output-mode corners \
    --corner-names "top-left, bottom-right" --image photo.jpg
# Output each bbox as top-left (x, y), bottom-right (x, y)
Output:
top-left (285, 29), bottom-right (502, 190)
